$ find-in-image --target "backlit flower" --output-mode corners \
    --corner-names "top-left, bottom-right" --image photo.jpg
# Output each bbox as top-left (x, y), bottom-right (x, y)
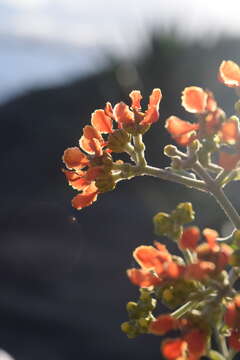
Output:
top-left (218, 60), bottom-right (240, 88)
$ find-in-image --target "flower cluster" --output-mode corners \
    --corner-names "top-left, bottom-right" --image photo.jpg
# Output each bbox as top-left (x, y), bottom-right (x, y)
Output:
top-left (62, 59), bottom-right (240, 359)
top-left (166, 60), bottom-right (240, 172)
top-left (122, 203), bottom-right (235, 359)
top-left (62, 89), bottom-right (161, 209)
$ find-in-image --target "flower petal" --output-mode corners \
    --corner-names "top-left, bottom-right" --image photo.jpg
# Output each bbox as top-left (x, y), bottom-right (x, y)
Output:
top-left (127, 268), bottom-right (160, 287)
top-left (129, 90), bottom-right (142, 109)
top-left (63, 169), bottom-right (91, 190)
top-left (220, 118), bottom-right (239, 144)
top-left (182, 86), bottom-right (208, 113)
top-left (219, 151), bottom-right (240, 171)
top-left (184, 261), bottom-right (215, 280)
top-left (184, 329), bottom-right (207, 357)
top-left (218, 60), bottom-right (240, 88)
top-left (113, 102), bottom-right (134, 126)
top-left (91, 109), bottom-right (113, 133)
top-left (161, 338), bottom-right (187, 360)
top-left (165, 116), bottom-right (199, 146)
top-left (149, 315), bottom-right (178, 335)
top-left (141, 106), bottom-right (159, 125)
top-left (228, 329), bottom-right (240, 351)
top-left (140, 89), bottom-right (162, 125)
top-left (203, 228), bottom-right (218, 248)
top-left (71, 186), bottom-right (98, 210)
top-left (133, 245), bottom-right (163, 273)
top-left (62, 147), bottom-right (89, 169)
top-left (148, 88), bottom-right (162, 108)
top-left (179, 226), bottom-right (200, 250)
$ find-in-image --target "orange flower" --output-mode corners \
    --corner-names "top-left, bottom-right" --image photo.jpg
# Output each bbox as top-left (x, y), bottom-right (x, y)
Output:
top-left (181, 87), bottom-right (208, 114)
top-left (224, 295), bottom-right (240, 329)
top-left (184, 261), bottom-right (215, 280)
top-left (165, 116), bottom-right (198, 146)
top-left (166, 88), bottom-right (223, 146)
top-left (127, 268), bottom-right (160, 287)
top-left (196, 228), bottom-right (233, 273)
top-left (183, 329), bottom-right (207, 360)
top-left (218, 117), bottom-right (240, 171)
top-left (79, 125), bottom-right (105, 155)
top-left (91, 109), bottom-right (113, 134)
top-left (161, 329), bottom-right (207, 360)
top-left (149, 315), bottom-right (179, 335)
top-left (228, 329), bottom-right (240, 351)
top-left (62, 147), bottom-right (89, 169)
top-left (219, 152), bottom-right (240, 171)
top-left (114, 88), bottom-right (162, 128)
top-left (127, 242), bottom-right (183, 287)
top-left (179, 226), bottom-right (200, 250)
top-left (161, 338), bottom-right (187, 360)
top-left (71, 183), bottom-right (99, 210)
top-left (218, 60), bottom-right (240, 88)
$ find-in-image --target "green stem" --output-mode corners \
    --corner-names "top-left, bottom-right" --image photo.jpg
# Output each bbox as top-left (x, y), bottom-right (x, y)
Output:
top-left (193, 162), bottom-right (240, 229)
top-left (171, 301), bottom-right (197, 319)
top-left (214, 328), bottom-right (229, 359)
top-left (133, 134), bottom-right (147, 167)
top-left (208, 350), bottom-right (227, 360)
top-left (143, 165), bottom-right (207, 192)
top-left (123, 143), bottom-right (138, 163)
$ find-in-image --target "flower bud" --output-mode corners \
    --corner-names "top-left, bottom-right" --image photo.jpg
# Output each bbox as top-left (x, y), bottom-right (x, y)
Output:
top-left (123, 123), bottom-right (150, 135)
top-left (95, 173), bottom-right (116, 193)
top-left (235, 100), bottom-right (240, 114)
top-left (232, 230), bottom-right (240, 248)
top-left (229, 250), bottom-right (240, 266)
top-left (107, 129), bottom-right (131, 152)
top-left (171, 202), bottom-right (195, 225)
top-left (164, 145), bottom-right (178, 157)
top-left (126, 302), bottom-right (139, 319)
top-left (153, 212), bottom-right (172, 237)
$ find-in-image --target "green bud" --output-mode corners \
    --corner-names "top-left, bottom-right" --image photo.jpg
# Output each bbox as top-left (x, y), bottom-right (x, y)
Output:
top-left (164, 145), bottom-right (178, 157)
top-left (229, 250), bottom-right (240, 266)
top-left (126, 302), bottom-right (139, 319)
top-left (121, 321), bottom-right (130, 333)
top-left (235, 100), bottom-right (240, 115)
top-left (120, 321), bottom-right (138, 338)
top-left (171, 202), bottom-right (195, 225)
top-left (137, 318), bottom-right (149, 332)
top-left (123, 123), bottom-right (150, 135)
top-left (95, 174), bottom-right (116, 193)
top-left (153, 212), bottom-right (172, 237)
top-left (232, 230), bottom-right (240, 248)
top-left (139, 288), bottom-right (151, 302)
top-left (108, 129), bottom-right (131, 152)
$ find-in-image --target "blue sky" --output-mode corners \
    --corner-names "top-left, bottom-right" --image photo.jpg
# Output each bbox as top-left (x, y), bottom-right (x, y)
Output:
top-left (1, 0), bottom-right (240, 103)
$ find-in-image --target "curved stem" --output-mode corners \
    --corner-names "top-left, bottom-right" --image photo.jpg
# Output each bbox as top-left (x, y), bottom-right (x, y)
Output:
top-left (143, 165), bottom-right (207, 192)
top-left (193, 162), bottom-right (240, 229)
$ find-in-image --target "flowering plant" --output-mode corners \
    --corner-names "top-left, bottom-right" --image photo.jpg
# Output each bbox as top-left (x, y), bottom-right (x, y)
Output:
top-left (62, 60), bottom-right (240, 359)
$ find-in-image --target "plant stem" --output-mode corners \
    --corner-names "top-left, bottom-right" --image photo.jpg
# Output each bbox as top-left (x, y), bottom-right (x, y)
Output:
top-left (171, 301), bottom-right (198, 319)
top-left (193, 162), bottom-right (240, 229)
top-left (123, 143), bottom-right (138, 163)
top-left (133, 134), bottom-right (147, 167)
top-left (214, 327), bottom-right (229, 359)
top-left (143, 165), bottom-right (207, 192)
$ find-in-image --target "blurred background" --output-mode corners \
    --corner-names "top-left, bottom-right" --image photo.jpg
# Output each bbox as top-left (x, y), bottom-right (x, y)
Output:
top-left (1, 0), bottom-right (240, 359)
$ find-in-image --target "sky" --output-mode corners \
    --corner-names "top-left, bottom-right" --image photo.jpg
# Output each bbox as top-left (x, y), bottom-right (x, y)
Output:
top-left (1, 0), bottom-right (240, 103)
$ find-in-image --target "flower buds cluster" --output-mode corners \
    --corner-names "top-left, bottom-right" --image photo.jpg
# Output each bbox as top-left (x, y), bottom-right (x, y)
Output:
top-left (123, 203), bottom-right (235, 359)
